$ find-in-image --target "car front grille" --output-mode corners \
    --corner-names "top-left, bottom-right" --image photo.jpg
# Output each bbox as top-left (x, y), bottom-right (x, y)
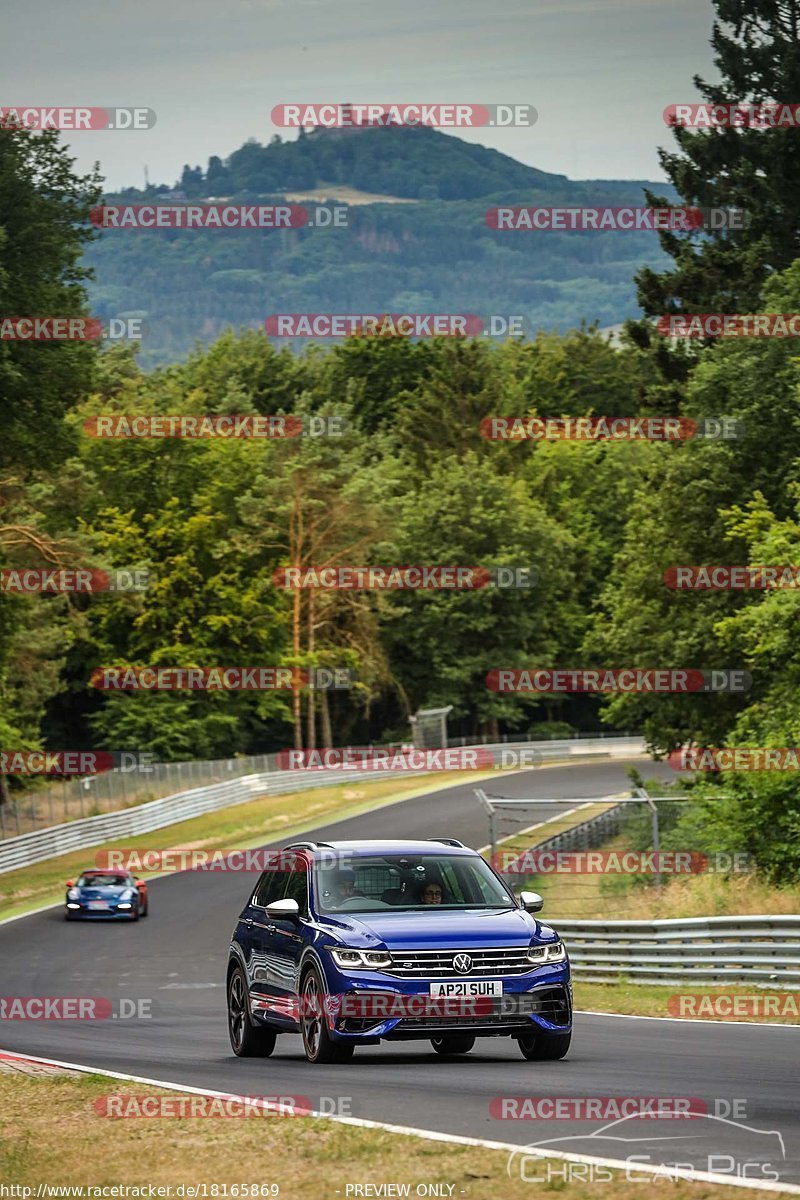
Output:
top-left (383, 947), bottom-right (536, 978)
top-left (397, 986), bottom-right (571, 1030)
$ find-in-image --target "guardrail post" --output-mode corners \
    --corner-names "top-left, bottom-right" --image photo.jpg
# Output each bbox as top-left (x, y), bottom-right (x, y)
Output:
top-left (474, 789), bottom-right (496, 862)
top-left (637, 786), bottom-right (661, 894)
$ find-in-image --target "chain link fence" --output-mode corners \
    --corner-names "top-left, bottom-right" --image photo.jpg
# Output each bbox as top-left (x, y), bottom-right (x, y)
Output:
top-left (0, 730), bottom-right (640, 839)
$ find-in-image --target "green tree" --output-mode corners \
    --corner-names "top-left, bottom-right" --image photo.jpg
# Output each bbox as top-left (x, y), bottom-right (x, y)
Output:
top-left (0, 127), bottom-right (101, 470)
top-left (636, 0), bottom-right (800, 321)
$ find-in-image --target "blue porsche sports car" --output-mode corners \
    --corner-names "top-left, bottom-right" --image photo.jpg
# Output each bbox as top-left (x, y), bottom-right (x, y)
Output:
top-left (227, 838), bottom-right (571, 1063)
top-left (65, 870), bottom-right (149, 920)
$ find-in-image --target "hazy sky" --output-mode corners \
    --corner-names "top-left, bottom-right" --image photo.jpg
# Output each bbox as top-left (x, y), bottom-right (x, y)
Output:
top-left (4, 0), bottom-right (718, 191)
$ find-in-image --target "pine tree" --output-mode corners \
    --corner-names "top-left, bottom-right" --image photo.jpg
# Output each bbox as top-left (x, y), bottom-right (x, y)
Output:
top-left (636, 0), bottom-right (800, 321)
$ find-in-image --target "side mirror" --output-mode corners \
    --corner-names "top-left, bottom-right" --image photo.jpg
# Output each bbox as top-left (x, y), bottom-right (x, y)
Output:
top-left (135, 880), bottom-right (146, 890)
top-left (266, 897), bottom-right (300, 920)
top-left (66, 880), bottom-right (74, 888)
top-left (519, 890), bottom-right (544, 913)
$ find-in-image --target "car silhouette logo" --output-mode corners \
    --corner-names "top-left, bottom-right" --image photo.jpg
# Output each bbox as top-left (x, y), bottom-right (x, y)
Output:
top-left (453, 953), bottom-right (472, 974)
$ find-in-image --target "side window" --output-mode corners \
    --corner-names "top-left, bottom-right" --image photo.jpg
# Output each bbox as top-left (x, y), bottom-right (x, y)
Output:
top-left (283, 868), bottom-right (309, 917)
top-left (253, 870), bottom-right (289, 908)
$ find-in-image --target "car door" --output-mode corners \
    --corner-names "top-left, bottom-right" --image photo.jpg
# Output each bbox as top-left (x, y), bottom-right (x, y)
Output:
top-left (272, 862), bottom-right (310, 1022)
top-left (241, 868), bottom-right (289, 1015)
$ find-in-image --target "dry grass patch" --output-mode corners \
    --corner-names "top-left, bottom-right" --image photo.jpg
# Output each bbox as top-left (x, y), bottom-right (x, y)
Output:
top-left (0, 771), bottom-right (487, 921)
top-left (0, 1073), bottom-right (779, 1200)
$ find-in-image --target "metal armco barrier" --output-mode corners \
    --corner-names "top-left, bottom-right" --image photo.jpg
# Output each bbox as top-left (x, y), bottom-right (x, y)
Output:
top-left (556, 915), bottom-right (800, 988)
top-left (0, 736), bottom-right (645, 874)
top-left (492, 802), bottom-right (625, 868)
top-left (487, 795), bottom-right (799, 989)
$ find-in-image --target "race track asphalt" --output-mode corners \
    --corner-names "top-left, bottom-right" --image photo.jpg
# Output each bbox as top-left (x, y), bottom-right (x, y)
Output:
top-left (1, 758), bottom-right (798, 1187)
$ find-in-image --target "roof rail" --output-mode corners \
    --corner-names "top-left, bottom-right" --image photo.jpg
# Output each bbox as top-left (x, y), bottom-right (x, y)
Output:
top-left (284, 840), bottom-right (334, 851)
top-left (427, 838), bottom-right (466, 848)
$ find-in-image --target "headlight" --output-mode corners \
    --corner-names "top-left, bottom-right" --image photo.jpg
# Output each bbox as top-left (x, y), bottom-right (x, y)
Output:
top-left (120, 888), bottom-right (136, 900)
top-left (329, 947), bottom-right (393, 970)
top-left (527, 941), bottom-right (567, 964)
top-left (67, 888), bottom-right (80, 900)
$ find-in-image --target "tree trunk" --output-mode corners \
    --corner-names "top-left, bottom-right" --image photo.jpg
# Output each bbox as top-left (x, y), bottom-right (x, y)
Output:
top-left (306, 589), bottom-right (317, 749)
top-left (320, 687), bottom-right (333, 748)
top-left (292, 583), bottom-right (303, 751)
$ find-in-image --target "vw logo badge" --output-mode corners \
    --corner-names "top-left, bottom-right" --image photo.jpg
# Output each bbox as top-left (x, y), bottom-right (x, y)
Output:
top-left (453, 953), bottom-right (472, 974)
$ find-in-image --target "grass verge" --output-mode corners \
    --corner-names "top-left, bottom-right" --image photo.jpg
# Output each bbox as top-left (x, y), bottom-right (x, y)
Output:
top-left (488, 798), bottom-right (800, 921)
top-left (0, 770), bottom-right (491, 922)
top-left (574, 980), bottom-right (800, 1023)
top-left (0, 1072), bottom-right (780, 1199)
top-left (0, 753), bottom-right (605, 922)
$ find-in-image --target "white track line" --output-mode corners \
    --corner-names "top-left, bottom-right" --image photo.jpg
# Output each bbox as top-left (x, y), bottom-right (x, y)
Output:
top-left (0, 901), bottom-right (64, 926)
top-left (577, 1009), bottom-right (800, 1029)
top-left (0, 1048), bottom-right (798, 1195)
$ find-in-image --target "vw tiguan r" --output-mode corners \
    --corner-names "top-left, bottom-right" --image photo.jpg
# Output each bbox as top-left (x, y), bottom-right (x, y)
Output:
top-left (226, 839), bottom-right (571, 1063)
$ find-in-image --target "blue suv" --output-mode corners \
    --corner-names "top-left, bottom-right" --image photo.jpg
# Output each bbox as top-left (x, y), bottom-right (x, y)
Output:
top-left (226, 839), bottom-right (572, 1063)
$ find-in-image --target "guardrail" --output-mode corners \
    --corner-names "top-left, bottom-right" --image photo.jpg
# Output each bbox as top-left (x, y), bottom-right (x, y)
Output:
top-left (489, 802), bottom-right (625, 869)
top-left (0, 736), bottom-right (646, 875)
top-left (556, 915), bottom-right (800, 988)
top-left (479, 789), bottom-right (628, 865)
top-left (486, 791), bottom-right (800, 989)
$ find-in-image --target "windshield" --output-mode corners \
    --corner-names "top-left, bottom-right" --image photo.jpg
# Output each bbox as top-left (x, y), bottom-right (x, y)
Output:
top-left (314, 854), bottom-right (514, 912)
top-left (77, 874), bottom-right (130, 888)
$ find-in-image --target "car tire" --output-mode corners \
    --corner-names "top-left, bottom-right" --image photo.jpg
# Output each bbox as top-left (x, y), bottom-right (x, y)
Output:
top-left (227, 965), bottom-right (277, 1058)
top-left (141, 900), bottom-right (148, 917)
top-left (300, 967), bottom-right (354, 1064)
top-left (517, 1030), bottom-right (571, 1060)
top-left (431, 1035), bottom-right (476, 1056)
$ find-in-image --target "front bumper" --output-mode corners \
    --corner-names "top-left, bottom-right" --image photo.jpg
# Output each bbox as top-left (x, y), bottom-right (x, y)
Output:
top-left (65, 902), bottom-right (138, 919)
top-left (320, 961), bottom-right (572, 1043)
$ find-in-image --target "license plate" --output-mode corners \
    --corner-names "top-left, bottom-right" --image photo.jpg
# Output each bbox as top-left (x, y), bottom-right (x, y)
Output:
top-left (429, 980), bottom-right (503, 997)
top-left (88, 901), bottom-right (109, 910)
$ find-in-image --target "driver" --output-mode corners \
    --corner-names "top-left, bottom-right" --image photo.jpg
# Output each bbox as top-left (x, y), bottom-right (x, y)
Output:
top-left (329, 869), bottom-right (357, 906)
